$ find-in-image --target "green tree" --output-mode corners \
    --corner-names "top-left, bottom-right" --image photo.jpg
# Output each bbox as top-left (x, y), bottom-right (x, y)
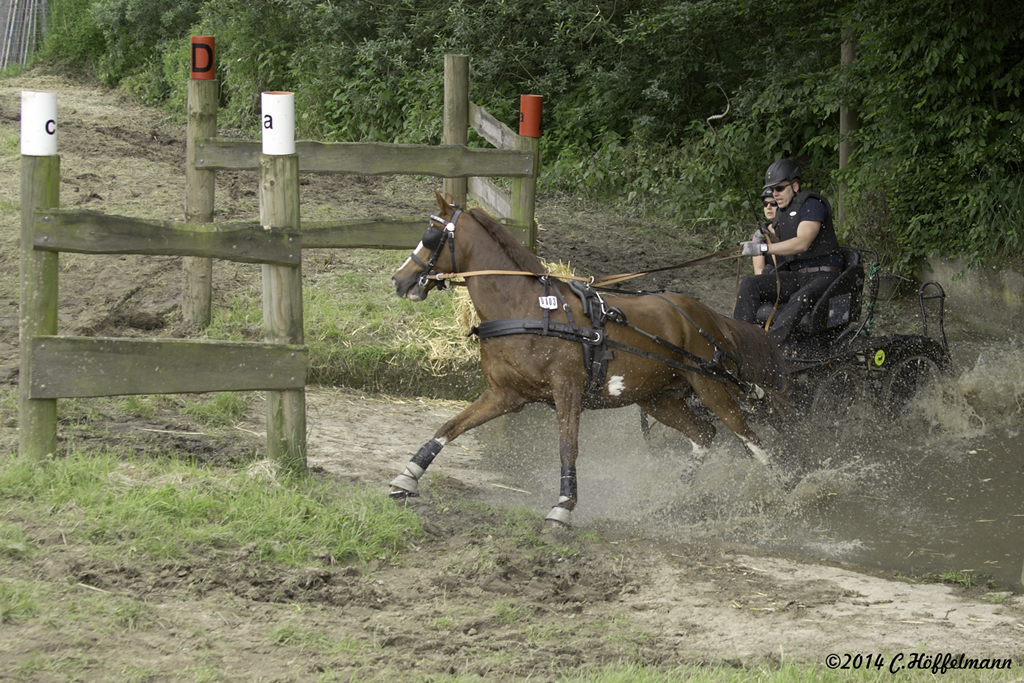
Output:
top-left (91, 0), bottom-right (205, 88)
top-left (33, 0), bottom-right (1024, 272)
top-left (38, 0), bottom-right (106, 72)
top-left (840, 0), bottom-right (1024, 270)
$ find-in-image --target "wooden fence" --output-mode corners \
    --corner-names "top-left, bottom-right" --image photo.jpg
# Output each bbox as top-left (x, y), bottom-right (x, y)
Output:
top-left (18, 50), bottom-right (541, 470)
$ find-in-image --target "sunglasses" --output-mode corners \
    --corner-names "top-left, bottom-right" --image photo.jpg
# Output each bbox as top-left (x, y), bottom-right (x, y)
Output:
top-left (762, 200), bottom-right (778, 208)
top-left (770, 183), bottom-right (791, 194)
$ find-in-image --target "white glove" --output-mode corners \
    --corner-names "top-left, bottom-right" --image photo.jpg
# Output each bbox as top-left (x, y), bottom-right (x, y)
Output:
top-left (741, 241), bottom-right (765, 257)
top-left (751, 229), bottom-right (767, 245)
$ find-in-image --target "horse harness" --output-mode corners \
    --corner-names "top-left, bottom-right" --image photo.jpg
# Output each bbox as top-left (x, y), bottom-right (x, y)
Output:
top-left (412, 208), bottom-right (751, 404)
top-left (470, 280), bottom-right (751, 405)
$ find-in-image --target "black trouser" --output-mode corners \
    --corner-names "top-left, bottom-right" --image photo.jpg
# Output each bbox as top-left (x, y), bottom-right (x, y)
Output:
top-left (733, 269), bottom-right (839, 342)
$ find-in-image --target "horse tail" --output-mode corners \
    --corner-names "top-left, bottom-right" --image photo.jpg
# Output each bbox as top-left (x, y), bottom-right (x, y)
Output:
top-left (719, 317), bottom-right (790, 394)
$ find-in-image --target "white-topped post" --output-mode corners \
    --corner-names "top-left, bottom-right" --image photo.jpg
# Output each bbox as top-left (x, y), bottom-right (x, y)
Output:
top-left (259, 91), bottom-right (306, 472)
top-left (19, 91), bottom-right (60, 460)
top-left (261, 91), bottom-right (296, 156)
top-left (21, 91), bottom-right (58, 156)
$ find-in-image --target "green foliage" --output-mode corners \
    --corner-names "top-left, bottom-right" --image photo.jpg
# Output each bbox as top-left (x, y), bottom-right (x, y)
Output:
top-left (834, 0), bottom-right (1024, 272)
top-left (90, 0), bottom-right (204, 88)
top-left (38, 0), bottom-right (107, 71)
top-left (929, 568), bottom-right (978, 588)
top-left (32, 0), bottom-right (1024, 273)
top-left (196, 0), bottom-right (300, 129)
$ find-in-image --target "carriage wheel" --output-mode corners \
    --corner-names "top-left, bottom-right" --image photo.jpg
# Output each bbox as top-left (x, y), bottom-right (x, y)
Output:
top-left (809, 365), bottom-right (861, 429)
top-left (880, 354), bottom-right (942, 419)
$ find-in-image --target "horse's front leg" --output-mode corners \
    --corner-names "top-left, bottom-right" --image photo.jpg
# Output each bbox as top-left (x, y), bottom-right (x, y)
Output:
top-left (545, 390), bottom-right (583, 526)
top-left (390, 387), bottom-right (527, 498)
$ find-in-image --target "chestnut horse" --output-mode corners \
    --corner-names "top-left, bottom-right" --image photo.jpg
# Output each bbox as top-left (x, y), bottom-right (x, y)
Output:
top-left (391, 192), bottom-right (787, 525)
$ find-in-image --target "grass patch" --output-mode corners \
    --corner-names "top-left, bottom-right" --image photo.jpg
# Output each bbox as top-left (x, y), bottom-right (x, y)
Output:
top-left (204, 249), bottom-right (486, 399)
top-left (0, 521), bottom-right (33, 560)
top-left (550, 661), bottom-right (1021, 682)
top-left (181, 392), bottom-right (250, 427)
top-left (927, 569), bottom-right (978, 588)
top-left (493, 599), bottom-right (528, 624)
top-left (266, 621), bottom-right (333, 649)
top-left (0, 131), bottom-right (18, 157)
top-left (0, 579), bottom-right (39, 623)
top-left (118, 394), bottom-right (158, 419)
top-left (0, 451), bottom-right (423, 566)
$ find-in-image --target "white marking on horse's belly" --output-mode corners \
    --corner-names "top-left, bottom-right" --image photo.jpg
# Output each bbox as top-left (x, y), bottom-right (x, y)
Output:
top-left (607, 375), bottom-right (626, 396)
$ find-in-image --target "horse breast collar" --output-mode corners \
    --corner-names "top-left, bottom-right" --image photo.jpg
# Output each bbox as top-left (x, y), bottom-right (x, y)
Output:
top-left (567, 280), bottom-right (619, 403)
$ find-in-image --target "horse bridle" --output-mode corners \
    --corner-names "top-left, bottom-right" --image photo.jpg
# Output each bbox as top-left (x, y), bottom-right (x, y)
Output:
top-left (409, 206), bottom-right (462, 290)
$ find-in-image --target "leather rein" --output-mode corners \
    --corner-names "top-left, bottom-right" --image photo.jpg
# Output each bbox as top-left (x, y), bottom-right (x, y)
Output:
top-left (412, 209), bottom-right (775, 331)
top-left (428, 244), bottom-right (745, 290)
top-left (411, 204), bottom-right (745, 288)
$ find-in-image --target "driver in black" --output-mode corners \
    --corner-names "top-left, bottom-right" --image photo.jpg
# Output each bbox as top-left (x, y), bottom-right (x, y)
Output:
top-left (733, 159), bottom-right (843, 343)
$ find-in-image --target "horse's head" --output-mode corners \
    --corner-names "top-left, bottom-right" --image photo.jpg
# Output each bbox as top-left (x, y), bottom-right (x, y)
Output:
top-left (393, 191), bottom-right (463, 301)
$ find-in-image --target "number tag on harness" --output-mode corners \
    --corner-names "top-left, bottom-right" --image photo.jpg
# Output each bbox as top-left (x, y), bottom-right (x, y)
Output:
top-left (538, 295), bottom-right (558, 310)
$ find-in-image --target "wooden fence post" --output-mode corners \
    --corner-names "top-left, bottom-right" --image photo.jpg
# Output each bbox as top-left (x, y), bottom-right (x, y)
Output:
top-left (260, 92), bottom-right (306, 472)
top-left (512, 95), bottom-right (542, 250)
top-left (443, 54), bottom-right (469, 206)
top-left (18, 91), bottom-right (59, 460)
top-left (183, 36), bottom-right (218, 329)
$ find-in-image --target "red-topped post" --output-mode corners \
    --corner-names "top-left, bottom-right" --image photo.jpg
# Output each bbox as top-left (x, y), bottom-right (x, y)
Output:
top-left (184, 36), bottom-right (218, 329)
top-left (513, 94), bottom-right (542, 250)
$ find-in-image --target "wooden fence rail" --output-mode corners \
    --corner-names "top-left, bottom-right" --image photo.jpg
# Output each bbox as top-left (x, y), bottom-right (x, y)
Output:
top-left (194, 139), bottom-right (534, 177)
top-left (35, 210), bottom-right (301, 265)
top-left (20, 50), bottom-right (541, 468)
top-left (29, 337), bottom-right (307, 398)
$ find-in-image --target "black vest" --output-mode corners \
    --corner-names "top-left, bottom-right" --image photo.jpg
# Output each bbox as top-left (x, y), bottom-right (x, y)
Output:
top-left (771, 190), bottom-right (840, 268)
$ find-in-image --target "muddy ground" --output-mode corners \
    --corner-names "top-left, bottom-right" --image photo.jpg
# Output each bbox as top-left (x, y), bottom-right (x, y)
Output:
top-left (1, 71), bottom-right (1022, 681)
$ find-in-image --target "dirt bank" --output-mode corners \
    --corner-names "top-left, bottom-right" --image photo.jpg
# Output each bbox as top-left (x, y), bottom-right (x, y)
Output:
top-left (0, 71), bottom-right (1021, 680)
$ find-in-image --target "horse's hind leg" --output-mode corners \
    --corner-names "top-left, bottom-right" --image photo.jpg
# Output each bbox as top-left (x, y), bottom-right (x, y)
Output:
top-left (689, 377), bottom-right (771, 466)
top-left (637, 392), bottom-right (716, 456)
top-left (390, 387), bottom-right (527, 498)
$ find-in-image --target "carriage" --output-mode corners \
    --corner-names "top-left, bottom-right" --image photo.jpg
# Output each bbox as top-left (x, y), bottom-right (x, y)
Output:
top-left (749, 245), bottom-right (951, 424)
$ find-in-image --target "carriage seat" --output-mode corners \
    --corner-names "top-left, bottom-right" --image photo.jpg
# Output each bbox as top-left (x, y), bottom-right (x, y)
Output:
top-left (755, 247), bottom-right (865, 337)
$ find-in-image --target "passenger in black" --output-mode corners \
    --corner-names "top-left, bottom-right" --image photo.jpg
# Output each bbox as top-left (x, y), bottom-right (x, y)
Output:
top-left (750, 187), bottom-right (777, 277)
top-left (733, 159), bottom-right (842, 343)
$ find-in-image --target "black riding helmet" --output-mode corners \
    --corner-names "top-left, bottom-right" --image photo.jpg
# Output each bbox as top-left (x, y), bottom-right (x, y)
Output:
top-left (763, 159), bottom-right (801, 190)
top-left (761, 187), bottom-right (774, 199)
